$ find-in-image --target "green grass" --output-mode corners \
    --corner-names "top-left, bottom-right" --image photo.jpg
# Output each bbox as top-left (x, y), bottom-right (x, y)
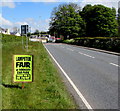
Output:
top-left (2, 35), bottom-right (77, 109)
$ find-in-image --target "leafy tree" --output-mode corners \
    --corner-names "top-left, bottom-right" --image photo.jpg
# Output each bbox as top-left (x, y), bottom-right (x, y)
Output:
top-left (81, 4), bottom-right (117, 37)
top-left (34, 29), bottom-right (39, 35)
top-left (49, 3), bottom-right (85, 39)
top-left (40, 31), bottom-right (48, 34)
top-left (27, 32), bottom-right (31, 37)
top-left (118, 8), bottom-right (120, 36)
top-left (80, 4), bottom-right (92, 36)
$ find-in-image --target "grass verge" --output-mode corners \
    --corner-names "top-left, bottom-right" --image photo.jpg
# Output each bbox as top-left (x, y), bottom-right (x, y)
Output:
top-left (2, 35), bottom-right (77, 109)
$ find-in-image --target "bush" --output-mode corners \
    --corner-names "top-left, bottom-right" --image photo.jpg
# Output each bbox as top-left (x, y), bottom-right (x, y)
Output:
top-left (64, 37), bottom-right (120, 53)
top-left (63, 39), bottom-right (75, 44)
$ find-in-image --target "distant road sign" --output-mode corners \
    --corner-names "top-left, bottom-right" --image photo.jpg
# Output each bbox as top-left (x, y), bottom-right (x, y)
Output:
top-left (13, 55), bottom-right (33, 83)
top-left (21, 25), bottom-right (29, 36)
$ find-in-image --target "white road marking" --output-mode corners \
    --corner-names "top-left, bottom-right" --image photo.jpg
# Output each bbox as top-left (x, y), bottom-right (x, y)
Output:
top-left (83, 54), bottom-right (95, 58)
top-left (79, 52), bottom-right (95, 58)
top-left (61, 46), bottom-right (64, 48)
top-left (44, 44), bottom-right (93, 111)
top-left (110, 63), bottom-right (120, 67)
top-left (67, 48), bottom-right (74, 51)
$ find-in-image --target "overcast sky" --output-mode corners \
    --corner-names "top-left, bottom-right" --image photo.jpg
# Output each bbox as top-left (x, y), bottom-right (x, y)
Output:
top-left (0, 0), bottom-right (119, 33)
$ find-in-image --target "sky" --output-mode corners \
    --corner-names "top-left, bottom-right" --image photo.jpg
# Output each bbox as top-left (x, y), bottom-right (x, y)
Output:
top-left (0, 0), bottom-right (119, 33)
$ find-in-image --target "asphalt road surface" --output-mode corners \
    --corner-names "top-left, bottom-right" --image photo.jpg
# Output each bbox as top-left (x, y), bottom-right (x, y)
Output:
top-left (44, 43), bottom-right (119, 110)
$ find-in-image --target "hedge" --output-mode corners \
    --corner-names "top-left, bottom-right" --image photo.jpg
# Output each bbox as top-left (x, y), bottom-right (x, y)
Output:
top-left (63, 37), bottom-right (120, 53)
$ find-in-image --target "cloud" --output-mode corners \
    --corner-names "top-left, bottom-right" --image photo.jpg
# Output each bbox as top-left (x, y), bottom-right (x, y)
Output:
top-left (1, 14), bottom-right (50, 32)
top-left (80, 0), bottom-right (119, 10)
top-left (30, 0), bottom-right (86, 2)
top-left (0, 13), bottom-right (13, 26)
top-left (15, 21), bottom-right (28, 25)
top-left (31, 0), bottom-right (57, 2)
top-left (12, 0), bottom-right (83, 2)
top-left (0, 0), bottom-right (15, 8)
top-left (27, 18), bottom-right (50, 32)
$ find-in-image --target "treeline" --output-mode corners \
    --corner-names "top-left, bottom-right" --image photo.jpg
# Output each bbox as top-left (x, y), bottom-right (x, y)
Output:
top-left (49, 3), bottom-right (119, 39)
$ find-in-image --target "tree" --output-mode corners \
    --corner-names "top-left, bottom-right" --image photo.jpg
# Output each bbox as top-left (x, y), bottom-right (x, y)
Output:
top-left (118, 8), bottom-right (120, 36)
top-left (81, 4), bottom-right (118, 37)
top-left (34, 29), bottom-right (39, 35)
top-left (49, 3), bottom-right (86, 39)
top-left (40, 31), bottom-right (48, 34)
top-left (80, 4), bottom-right (92, 36)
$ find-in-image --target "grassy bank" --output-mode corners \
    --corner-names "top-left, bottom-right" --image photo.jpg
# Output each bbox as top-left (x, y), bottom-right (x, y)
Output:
top-left (2, 34), bottom-right (77, 109)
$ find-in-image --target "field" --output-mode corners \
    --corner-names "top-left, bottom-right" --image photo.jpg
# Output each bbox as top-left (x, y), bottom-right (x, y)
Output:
top-left (1, 34), bottom-right (77, 109)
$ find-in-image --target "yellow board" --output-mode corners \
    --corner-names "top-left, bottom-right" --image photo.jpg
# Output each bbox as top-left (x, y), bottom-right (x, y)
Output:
top-left (13, 55), bottom-right (33, 83)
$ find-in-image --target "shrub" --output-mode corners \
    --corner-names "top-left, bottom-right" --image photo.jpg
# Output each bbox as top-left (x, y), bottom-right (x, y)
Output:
top-left (64, 37), bottom-right (120, 53)
top-left (63, 39), bottom-right (75, 44)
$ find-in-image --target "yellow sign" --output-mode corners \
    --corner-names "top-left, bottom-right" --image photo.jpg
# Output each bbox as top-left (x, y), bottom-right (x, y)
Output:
top-left (13, 55), bottom-right (33, 83)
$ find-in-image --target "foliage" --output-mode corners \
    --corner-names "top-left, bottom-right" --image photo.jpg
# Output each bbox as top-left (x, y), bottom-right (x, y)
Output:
top-left (63, 37), bottom-right (120, 53)
top-left (81, 4), bottom-right (118, 37)
top-left (118, 7), bottom-right (120, 36)
top-left (49, 3), bottom-right (118, 39)
top-left (32, 29), bottom-right (40, 35)
top-left (40, 31), bottom-right (48, 34)
top-left (63, 39), bottom-right (75, 44)
top-left (49, 3), bottom-right (86, 39)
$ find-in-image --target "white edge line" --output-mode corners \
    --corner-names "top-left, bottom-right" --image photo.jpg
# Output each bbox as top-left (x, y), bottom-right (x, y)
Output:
top-left (44, 44), bottom-right (93, 111)
top-left (110, 63), bottom-right (120, 67)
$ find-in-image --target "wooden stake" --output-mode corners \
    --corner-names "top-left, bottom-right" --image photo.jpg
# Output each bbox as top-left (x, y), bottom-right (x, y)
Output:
top-left (22, 83), bottom-right (24, 89)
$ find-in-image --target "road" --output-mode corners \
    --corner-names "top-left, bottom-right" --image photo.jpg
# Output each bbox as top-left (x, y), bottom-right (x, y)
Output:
top-left (44, 43), bottom-right (119, 110)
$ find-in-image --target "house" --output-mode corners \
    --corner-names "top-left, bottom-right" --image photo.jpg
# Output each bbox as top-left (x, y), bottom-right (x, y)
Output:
top-left (10, 32), bottom-right (21, 36)
top-left (0, 27), bottom-right (10, 35)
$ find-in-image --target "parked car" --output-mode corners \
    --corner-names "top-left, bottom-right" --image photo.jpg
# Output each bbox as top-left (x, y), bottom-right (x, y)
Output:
top-left (55, 38), bottom-right (62, 43)
top-left (48, 36), bottom-right (56, 42)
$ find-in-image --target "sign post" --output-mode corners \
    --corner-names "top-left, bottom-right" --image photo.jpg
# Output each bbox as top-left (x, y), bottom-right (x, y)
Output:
top-left (13, 55), bottom-right (33, 88)
top-left (21, 25), bottom-right (29, 51)
top-left (22, 36), bottom-right (24, 49)
top-left (22, 82), bottom-right (25, 89)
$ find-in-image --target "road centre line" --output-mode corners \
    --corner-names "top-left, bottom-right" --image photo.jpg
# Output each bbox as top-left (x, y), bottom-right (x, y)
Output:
top-left (67, 48), bottom-right (74, 51)
top-left (44, 44), bottom-right (93, 111)
top-left (79, 52), bottom-right (95, 58)
top-left (110, 63), bottom-right (120, 67)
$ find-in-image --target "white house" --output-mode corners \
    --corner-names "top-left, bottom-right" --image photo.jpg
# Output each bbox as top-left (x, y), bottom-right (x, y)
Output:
top-left (15, 32), bottom-right (21, 36)
top-left (10, 32), bottom-right (21, 36)
top-left (0, 27), bottom-right (10, 35)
